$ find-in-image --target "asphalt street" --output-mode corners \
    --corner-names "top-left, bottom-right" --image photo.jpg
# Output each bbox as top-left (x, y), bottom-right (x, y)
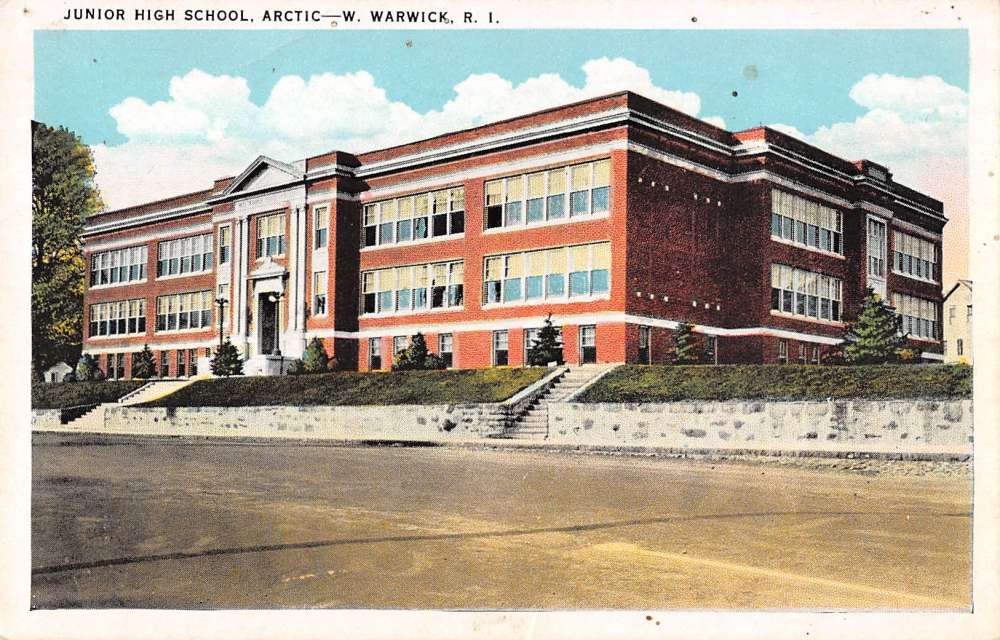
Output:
top-left (31, 434), bottom-right (972, 609)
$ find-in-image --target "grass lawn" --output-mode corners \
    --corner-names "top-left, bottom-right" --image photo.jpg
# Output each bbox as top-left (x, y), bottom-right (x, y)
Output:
top-left (31, 380), bottom-right (147, 410)
top-left (578, 364), bottom-right (973, 403)
top-left (140, 367), bottom-right (551, 407)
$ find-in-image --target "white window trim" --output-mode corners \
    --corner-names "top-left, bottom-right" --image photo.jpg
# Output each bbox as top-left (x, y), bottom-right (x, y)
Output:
top-left (769, 235), bottom-right (847, 260)
top-left (89, 279), bottom-right (149, 291)
top-left (890, 269), bottom-right (939, 285)
top-left (156, 270), bottom-right (213, 282)
top-left (481, 210), bottom-right (611, 236)
top-left (360, 232), bottom-right (465, 253)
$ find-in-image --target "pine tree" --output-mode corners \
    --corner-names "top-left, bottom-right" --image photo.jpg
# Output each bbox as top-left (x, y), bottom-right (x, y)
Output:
top-left (527, 314), bottom-right (563, 366)
top-left (131, 344), bottom-right (157, 379)
top-left (843, 289), bottom-right (907, 364)
top-left (302, 337), bottom-right (330, 373)
top-left (671, 321), bottom-right (699, 364)
top-left (210, 338), bottom-right (244, 376)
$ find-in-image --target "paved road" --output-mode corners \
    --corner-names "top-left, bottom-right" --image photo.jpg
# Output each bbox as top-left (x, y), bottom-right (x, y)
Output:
top-left (31, 434), bottom-right (971, 609)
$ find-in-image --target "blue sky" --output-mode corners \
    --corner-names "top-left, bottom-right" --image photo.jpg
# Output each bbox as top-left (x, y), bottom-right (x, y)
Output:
top-left (36, 29), bottom-right (968, 147)
top-left (33, 28), bottom-right (970, 281)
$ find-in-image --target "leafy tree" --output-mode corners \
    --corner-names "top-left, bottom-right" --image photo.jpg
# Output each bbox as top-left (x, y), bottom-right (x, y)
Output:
top-left (210, 338), bottom-right (244, 376)
top-left (527, 314), bottom-right (564, 366)
top-left (302, 337), bottom-right (330, 373)
top-left (131, 345), bottom-right (157, 379)
top-left (74, 354), bottom-right (99, 381)
top-left (671, 320), bottom-right (699, 364)
top-left (843, 289), bottom-right (907, 364)
top-left (393, 333), bottom-right (445, 371)
top-left (32, 121), bottom-right (103, 375)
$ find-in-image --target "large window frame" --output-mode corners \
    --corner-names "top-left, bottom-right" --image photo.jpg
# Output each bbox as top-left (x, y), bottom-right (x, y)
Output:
top-left (314, 207), bottom-right (329, 250)
top-left (313, 271), bottom-right (327, 316)
top-left (867, 218), bottom-right (887, 278)
top-left (770, 264), bottom-right (843, 323)
top-left (492, 330), bottom-right (509, 366)
top-left (155, 290), bottom-right (213, 332)
top-left (218, 226), bottom-right (232, 265)
top-left (483, 242), bottom-right (611, 307)
top-left (362, 187), bottom-right (465, 249)
top-left (90, 245), bottom-right (148, 287)
top-left (256, 213), bottom-right (286, 259)
top-left (157, 233), bottom-right (214, 278)
top-left (88, 299), bottom-right (146, 337)
top-left (439, 333), bottom-right (454, 368)
top-left (361, 260), bottom-right (464, 317)
top-left (484, 159), bottom-right (610, 231)
top-left (892, 230), bottom-right (939, 283)
top-left (770, 189), bottom-right (843, 255)
top-left (892, 292), bottom-right (939, 340)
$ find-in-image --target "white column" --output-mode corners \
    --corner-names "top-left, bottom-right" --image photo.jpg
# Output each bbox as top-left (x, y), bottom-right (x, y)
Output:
top-left (236, 216), bottom-right (250, 354)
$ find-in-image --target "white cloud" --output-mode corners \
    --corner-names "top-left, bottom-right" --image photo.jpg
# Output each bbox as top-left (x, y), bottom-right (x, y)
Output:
top-left (94, 58), bottom-right (715, 209)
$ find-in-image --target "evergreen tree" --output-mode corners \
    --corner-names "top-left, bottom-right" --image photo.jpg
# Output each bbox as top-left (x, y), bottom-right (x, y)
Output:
top-left (210, 338), bottom-right (244, 376)
top-left (131, 344), bottom-right (157, 379)
top-left (74, 354), bottom-right (98, 381)
top-left (392, 333), bottom-right (445, 370)
top-left (302, 337), bottom-right (330, 373)
top-left (527, 314), bottom-right (563, 366)
top-left (671, 321), bottom-right (699, 364)
top-left (843, 289), bottom-right (907, 364)
top-left (32, 122), bottom-right (103, 374)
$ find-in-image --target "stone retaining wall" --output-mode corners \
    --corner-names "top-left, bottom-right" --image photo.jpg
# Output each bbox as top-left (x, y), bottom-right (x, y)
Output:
top-left (547, 399), bottom-right (973, 456)
top-left (31, 409), bottom-right (63, 431)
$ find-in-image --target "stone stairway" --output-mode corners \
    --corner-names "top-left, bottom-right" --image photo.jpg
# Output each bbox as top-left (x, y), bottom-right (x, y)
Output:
top-left (501, 364), bottom-right (618, 440)
top-left (60, 378), bottom-right (201, 431)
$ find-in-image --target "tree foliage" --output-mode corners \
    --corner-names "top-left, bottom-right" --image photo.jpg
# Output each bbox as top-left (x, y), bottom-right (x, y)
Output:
top-left (32, 121), bottom-right (103, 374)
top-left (527, 314), bottom-right (563, 366)
top-left (210, 339), bottom-right (244, 376)
top-left (843, 289), bottom-right (908, 364)
top-left (393, 333), bottom-right (445, 371)
top-left (131, 345), bottom-right (157, 379)
top-left (671, 321), bottom-right (699, 364)
top-left (74, 354), bottom-right (100, 382)
top-left (302, 337), bottom-right (331, 373)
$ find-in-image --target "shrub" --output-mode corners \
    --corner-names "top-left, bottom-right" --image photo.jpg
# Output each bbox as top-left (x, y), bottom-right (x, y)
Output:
top-left (393, 333), bottom-right (445, 371)
top-left (210, 339), bottom-right (244, 377)
top-left (302, 337), bottom-right (330, 373)
top-left (74, 354), bottom-right (99, 381)
top-left (131, 344), bottom-right (157, 379)
top-left (287, 359), bottom-right (306, 375)
top-left (671, 321), bottom-right (699, 364)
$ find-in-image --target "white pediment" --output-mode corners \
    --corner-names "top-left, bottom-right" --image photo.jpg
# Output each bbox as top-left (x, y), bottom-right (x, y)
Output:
top-left (249, 256), bottom-right (288, 281)
top-left (223, 155), bottom-right (304, 196)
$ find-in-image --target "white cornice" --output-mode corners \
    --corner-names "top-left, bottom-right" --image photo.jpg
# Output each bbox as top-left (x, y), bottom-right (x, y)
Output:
top-left (84, 203), bottom-right (211, 237)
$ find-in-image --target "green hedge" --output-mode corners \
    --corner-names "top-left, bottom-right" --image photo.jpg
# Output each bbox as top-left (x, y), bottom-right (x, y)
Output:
top-left (577, 364), bottom-right (973, 403)
top-left (31, 380), bottom-right (147, 410)
top-left (140, 368), bottom-right (550, 407)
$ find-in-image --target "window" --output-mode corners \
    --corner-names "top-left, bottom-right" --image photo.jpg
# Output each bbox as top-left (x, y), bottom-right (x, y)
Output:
top-left (949, 305), bottom-right (956, 324)
top-left (892, 231), bottom-right (938, 282)
top-left (778, 339), bottom-right (788, 364)
top-left (706, 336), bottom-right (718, 365)
top-left (967, 305), bottom-right (972, 322)
top-left (108, 353), bottom-right (125, 380)
top-left (159, 350), bottom-right (170, 378)
top-left (256, 213), bottom-right (286, 258)
top-left (314, 207), bottom-right (329, 249)
top-left (439, 333), bottom-right (453, 368)
top-left (957, 339), bottom-right (964, 356)
top-left (361, 260), bottom-right (463, 316)
top-left (867, 218), bottom-right (886, 278)
top-left (189, 349), bottom-right (198, 376)
top-left (770, 190), bottom-right (842, 255)
top-left (892, 293), bottom-right (939, 340)
top-left (484, 242), bottom-right (610, 306)
top-left (89, 299), bottom-right (146, 337)
top-left (362, 187), bottom-right (464, 248)
top-left (157, 233), bottom-right (214, 277)
top-left (313, 271), bottom-right (327, 316)
top-left (90, 245), bottom-right (148, 286)
top-left (219, 226), bottom-right (231, 265)
top-left (368, 337), bottom-right (382, 370)
top-left (580, 325), bottom-right (597, 364)
top-left (811, 345), bottom-right (820, 365)
top-left (492, 330), bottom-right (509, 366)
top-left (798, 342), bottom-right (807, 364)
top-left (393, 336), bottom-right (408, 357)
top-left (638, 326), bottom-right (651, 364)
top-left (177, 349), bottom-right (186, 378)
top-left (156, 291), bottom-right (213, 332)
top-left (770, 264), bottom-right (842, 322)
top-left (483, 159), bottom-right (610, 230)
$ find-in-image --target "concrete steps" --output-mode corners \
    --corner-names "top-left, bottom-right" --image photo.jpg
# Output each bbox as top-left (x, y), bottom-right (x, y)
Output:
top-left (117, 379), bottom-right (199, 406)
top-left (500, 364), bottom-right (618, 441)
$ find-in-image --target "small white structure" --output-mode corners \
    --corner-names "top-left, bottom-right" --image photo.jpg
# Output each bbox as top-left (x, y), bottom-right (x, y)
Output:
top-left (43, 362), bottom-right (73, 383)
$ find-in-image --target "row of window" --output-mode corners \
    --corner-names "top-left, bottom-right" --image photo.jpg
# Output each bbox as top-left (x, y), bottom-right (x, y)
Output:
top-left (777, 340), bottom-right (823, 365)
top-left (770, 264), bottom-right (844, 322)
top-left (88, 299), bottom-right (146, 337)
top-left (484, 242), bottom-right (611, 305)
top-left (157, 233), bottom-right (214, 277)
top-left (893, 292), bottom-right (939, 340)
top-left (484, 159), bottom-right (610, 230)
top-left (90, 246), bottom-right (148, 286)
top-left (363, 188), bottom-right (465, 248)
top-left (770, 189), bottom-right (843, 255)
top-left (97, 348), bottom-right (210, 379)
top-left (362, 261), bottom-right (465, 315)
top-left (368, 326), bottom-right (598, 369)
top-left (155, 291), bottom-right (214, 332)
top-left (893, 231), bottom-right (938, 282)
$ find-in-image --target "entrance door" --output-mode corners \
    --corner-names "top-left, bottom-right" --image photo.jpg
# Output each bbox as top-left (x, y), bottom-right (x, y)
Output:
top-left (259, 295), bottom-right (279, 355)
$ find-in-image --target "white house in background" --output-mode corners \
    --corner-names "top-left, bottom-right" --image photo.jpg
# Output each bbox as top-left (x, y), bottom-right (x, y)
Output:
top-left (43, 362), bottom-right (73, 383)
top-left (943, 279), bottom-right (972, 364)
